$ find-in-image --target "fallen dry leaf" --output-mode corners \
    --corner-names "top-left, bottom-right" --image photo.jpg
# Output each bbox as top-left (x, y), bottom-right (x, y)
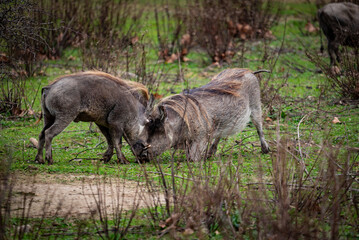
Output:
top-left (332, 117), bottom-right (341, 124)
top-left (265, 117), bottom-right (273, 122)
top-left (29, 138), bottom-right (39, 149)
top-left (236, 23), bottom-right (243, 32)
top-left (242, 24), bottom-right (253, 34)
top-left (153, 93), bottom-right (163, 99)
top-left (0, 53), bottom-right (9, 63)
top-left (183, 228), bottom-right (194, 236)
top-left (305, 21), bottom-right (318, 33)
top-left (67, 55), bottom-right (76, 61)
top-left (181, 48), bottom-right (188, 56)
top-left (180, 33), bottom-right (191, 46)
top-left (264, 30), bottom-right (276, 40)
top-left (182, 56), bottom-right (190, 62)
top-left (159, 221), bottom-right (166, 229)
top-left (131, 36), bottom-right (139, 45)
top-left (165, 213), bottom-right (180, 225)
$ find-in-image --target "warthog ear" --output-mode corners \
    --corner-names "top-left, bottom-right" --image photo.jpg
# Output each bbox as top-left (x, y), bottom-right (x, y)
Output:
top-left (145, 94), bottom-right (155, 114)
top-left (158, 105), bottom-right (167, 121)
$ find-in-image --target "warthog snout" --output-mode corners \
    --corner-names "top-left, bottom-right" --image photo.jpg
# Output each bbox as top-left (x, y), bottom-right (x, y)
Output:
top-left (132, 141), bottom-right (152, 162)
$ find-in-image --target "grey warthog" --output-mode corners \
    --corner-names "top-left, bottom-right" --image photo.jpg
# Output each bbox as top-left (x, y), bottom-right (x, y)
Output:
top-left (35, 71), bottom-right (149, 164)
top-left (318, 2), bottom-right (359, 66)
top-left (137, 68), bottom-right (270, 161)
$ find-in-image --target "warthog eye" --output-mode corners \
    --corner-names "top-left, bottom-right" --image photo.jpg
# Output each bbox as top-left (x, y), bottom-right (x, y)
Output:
top-left (146, 118), bottom-right (154, 128)
top-left (146, 117), bottom-right (164, 134)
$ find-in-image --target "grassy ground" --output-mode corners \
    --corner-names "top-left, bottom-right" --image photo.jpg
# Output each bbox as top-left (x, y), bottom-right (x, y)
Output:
top-left (1, 1), bottom-right (358, 239)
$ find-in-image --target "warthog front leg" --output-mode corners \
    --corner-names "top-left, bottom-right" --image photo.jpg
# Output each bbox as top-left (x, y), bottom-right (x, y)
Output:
top-left (328, 39), bottom-right (341, 66)
top-left (187, 140), bottom-right (208, 162)
top-left (96, 124), bottom-right (114, 163)
top-left (109, 127), bottom-right (129, 164)
top-left (207, 137), bottom-right (221, 159)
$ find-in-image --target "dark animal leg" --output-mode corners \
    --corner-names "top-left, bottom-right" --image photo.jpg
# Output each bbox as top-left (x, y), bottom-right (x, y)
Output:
top-left (44, 118), bottom-right (73, 165)
top-left (207, 138), bottom-right (221, 158)
top-left (328, 40), bottom-right (340, 66)
top-left (35, 114), bottom-right (55, 164)
top-left (96, 124), bottom-right (114, 163)
top-left (251, 109), bottom-right (270, 154)
top-left (188, 140), bottom-right (207, 161)
top-left (109, 128), bottom-right (129, 164)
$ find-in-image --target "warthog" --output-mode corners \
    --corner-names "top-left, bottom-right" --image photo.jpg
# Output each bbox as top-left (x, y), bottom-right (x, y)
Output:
top-left (318, 2), bottom-right (359, 66)
top-left (137, 68), bottom-right (270, 161)
top-left (35, 71), bottom-right (149, 165)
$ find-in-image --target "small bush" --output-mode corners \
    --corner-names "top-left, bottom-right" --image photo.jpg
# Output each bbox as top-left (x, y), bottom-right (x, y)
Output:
top-left (79, 0), bottom-right (143, 73)
top-left (306, 46), bottom-right (359, 101)
top-left (153, 1), bottom-right (192, 64)
top-left (0, 0), bottom-right (52, 76)
top-left (183, 0), bottom-right (281, 64)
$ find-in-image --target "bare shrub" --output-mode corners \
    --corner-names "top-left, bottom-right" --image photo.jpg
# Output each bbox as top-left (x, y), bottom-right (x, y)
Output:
top-left (80, 0), bottom-right (143, 73)
top-left (36, 0), bottom-right (86, 58)
top-left (152, 1), bottom-right (192, 64)
top-left (0, 0), bottom-right (52, 77)
top-left (257, 22), bottom-right (289, 117)
top-left (0, 72), bottom-right (25, 115)
top-left (84, 174), bottom-right (141, 239)
top-left (306, 46), bottom-right (359, 102)
top-left (183, 0), bottom-right (281, 64)
top-left (0, 151), bottom-right (13, 239)
top-left (184, 0), bottom-right (236, 64)
top-left (0, 151), bottom-right (51, 239)
top-left (0, 0), bottom-right (58, 116)
top-left (141, 126), bottom-right (358, 238)
top-left (228, 0), bottom-right (281, 40)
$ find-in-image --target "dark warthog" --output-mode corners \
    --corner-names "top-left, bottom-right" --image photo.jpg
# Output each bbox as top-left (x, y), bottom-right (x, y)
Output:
top-left (137, 68), bottom-right (270, 161)
top-left (35, 71), bottom-right (149, 165)
top-left (318, 2), bottom-right (359, 66)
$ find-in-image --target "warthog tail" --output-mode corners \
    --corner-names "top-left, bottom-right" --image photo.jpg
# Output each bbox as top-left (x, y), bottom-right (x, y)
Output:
top-left (253, 69), bottom-right (271, 74)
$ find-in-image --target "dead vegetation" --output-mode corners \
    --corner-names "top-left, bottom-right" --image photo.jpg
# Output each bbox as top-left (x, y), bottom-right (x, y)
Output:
top-left (306, 46), bottom-right (359, 102)
top-left (140, 128), bottom-right (358, 239)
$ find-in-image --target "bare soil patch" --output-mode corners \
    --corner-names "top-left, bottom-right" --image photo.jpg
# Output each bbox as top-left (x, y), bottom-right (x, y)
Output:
top-left (10, 173), bottom-right (163, 218)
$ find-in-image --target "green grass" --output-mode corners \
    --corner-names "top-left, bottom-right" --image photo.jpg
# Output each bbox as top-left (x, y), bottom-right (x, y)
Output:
top-left (1, 1), bottom-right (358, 238)
top-left (1, 10), bottom-right (357, 177)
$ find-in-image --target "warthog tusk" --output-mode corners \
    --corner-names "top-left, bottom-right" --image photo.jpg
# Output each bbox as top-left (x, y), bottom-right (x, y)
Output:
top-left (143, 144), bottom-right (152, 150)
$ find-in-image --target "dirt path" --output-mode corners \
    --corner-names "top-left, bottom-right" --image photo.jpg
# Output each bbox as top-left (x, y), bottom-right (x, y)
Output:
top-left (10, 173), bottom-right (164, 218)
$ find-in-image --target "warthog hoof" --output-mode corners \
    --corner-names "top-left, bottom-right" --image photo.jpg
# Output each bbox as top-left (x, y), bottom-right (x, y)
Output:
top-left (118, 156), bottom-right (130, 164)
top-left (35, 155), bottom-right (45, 164)
top-left (45, 157), bottom-right (53, 165)
top-left (261, 143), bottom-right (270, 154)
top-left (102, 154), bottom-right (113, 163)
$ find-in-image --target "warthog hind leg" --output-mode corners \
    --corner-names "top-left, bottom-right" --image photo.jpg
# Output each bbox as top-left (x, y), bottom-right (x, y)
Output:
top-left (35, 114), bottom-right (55, 164)
top-left (250, 109), bottom-right (270, 154)
top-left (44, 117), bottom-right (74, 165)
